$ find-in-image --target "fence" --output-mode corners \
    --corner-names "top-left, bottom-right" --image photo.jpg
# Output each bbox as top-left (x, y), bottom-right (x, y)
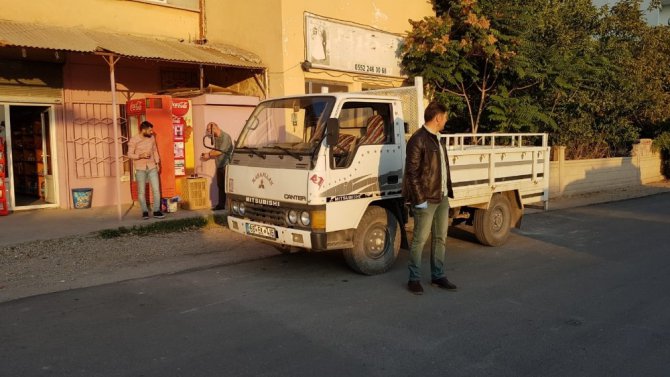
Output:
top-left (549, 139), bottom-right (665, 199)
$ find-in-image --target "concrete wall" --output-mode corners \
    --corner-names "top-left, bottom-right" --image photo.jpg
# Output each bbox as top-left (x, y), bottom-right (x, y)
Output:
top-left (549, 140), bottom-right (665, 199)
top-left (206, 0), bottom-right (435, 97)
top-left (2, 0), bottom-right (200, 41)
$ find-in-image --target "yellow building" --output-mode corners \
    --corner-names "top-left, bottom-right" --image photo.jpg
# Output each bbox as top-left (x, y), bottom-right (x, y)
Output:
top-left (0, 0), bottom-right (264, 212)
top-left (206, 0), bottom-right (435, 96)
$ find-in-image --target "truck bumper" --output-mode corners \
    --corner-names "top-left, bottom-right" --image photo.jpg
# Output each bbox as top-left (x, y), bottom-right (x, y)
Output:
top-left (227, 217), bottom-right (314, 249)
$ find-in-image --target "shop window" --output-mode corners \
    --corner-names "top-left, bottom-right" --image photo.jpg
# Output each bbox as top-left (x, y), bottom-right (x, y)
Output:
top-left (305, 80), bottom-right (348, 94)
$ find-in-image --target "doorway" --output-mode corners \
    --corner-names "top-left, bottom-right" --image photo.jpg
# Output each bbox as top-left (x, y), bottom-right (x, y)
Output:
top-left (1, 104), bottom-right (58, 209)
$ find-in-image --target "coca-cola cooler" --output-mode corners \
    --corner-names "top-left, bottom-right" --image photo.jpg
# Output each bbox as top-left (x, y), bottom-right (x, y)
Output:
top-left (126, 96), bottom-right (194, 205)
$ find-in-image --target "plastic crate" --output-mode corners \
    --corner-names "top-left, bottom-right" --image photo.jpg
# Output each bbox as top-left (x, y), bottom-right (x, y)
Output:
top-left (181, 177), bottom-right (210, 210)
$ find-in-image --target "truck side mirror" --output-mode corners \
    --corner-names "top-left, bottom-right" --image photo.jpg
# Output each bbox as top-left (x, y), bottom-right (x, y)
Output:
top-left (326, 118), bottom-right (339, 147)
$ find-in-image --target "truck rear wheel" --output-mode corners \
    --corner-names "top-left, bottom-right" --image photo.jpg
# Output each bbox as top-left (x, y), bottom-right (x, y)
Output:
top-left (344, 206), bottom-right (400, 275)
top-left (474, 193), bottom-right (512, 246)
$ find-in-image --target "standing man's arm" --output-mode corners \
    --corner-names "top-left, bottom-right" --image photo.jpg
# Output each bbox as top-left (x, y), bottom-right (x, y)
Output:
top-left (127, 137), bottom-right (139, 160)
top-left (152, 137), bottom-right (160, 165)
top-left (405, 137), bottom-right (425, 206)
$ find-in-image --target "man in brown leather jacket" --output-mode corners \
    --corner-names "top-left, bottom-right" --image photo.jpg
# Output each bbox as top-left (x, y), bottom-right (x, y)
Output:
top-left (402, 101), bottom-right (456, 295)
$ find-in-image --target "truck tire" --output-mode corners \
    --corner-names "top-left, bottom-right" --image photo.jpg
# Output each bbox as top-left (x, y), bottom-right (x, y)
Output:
top-left (473, 193), bottom-right (512, 246)
top-left (343, 206), bottom-right (400, 275)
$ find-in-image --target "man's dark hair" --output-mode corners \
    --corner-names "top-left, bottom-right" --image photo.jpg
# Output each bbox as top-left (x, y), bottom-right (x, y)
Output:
top-left (424, 101), bottom-right (448, 123)
top-left (140, 121), bottom-right (154, 129)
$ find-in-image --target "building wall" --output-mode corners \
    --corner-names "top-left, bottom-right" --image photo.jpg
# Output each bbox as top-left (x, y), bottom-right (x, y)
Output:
top-left (1, 0), bottom-right (200, 40)
top-left (206, 0), bottom-right (435, 97)
top-left (61, 55), bottom-right (167, 208)
top-left (659, 6), bottom-right (670, 26)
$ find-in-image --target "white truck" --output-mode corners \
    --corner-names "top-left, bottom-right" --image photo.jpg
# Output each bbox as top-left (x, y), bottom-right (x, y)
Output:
top-left (223, 78), bottom-right (550, 275)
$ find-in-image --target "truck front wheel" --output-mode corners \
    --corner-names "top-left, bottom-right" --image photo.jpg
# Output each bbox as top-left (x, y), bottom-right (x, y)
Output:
top-left (344, 206), bottom-right (400, 275)
top-left (473, 193), bottom-right (512, 246)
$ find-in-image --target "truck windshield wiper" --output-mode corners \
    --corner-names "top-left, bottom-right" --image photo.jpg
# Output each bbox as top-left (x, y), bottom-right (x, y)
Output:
top-left (267, 146), bottom-right (303, 161)
top-left (237, 147), bottom-right (266, 159)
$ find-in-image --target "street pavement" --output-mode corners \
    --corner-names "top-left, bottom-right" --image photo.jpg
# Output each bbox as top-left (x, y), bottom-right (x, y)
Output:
top-left (1, 192), bottom-right (669, 376)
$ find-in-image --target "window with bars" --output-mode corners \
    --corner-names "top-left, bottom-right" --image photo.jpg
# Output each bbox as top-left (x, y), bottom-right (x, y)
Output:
top-left (66, 103), bottom-right (130, 179)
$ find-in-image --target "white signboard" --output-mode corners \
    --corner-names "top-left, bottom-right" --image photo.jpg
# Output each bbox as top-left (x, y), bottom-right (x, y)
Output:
top-left (305, 14), bottom-right (404, 77)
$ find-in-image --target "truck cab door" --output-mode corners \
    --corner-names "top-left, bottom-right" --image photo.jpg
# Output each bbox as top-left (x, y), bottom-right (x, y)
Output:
top-left (327, 101), bottom-right (402, 194)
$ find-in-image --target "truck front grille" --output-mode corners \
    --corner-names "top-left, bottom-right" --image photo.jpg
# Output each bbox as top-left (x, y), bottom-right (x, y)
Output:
top-left (244, 204), bottom-right (286, 227)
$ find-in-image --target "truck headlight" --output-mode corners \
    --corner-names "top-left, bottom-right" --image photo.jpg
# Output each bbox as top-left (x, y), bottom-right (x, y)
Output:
top-left (232, 201), bottom-right (240, 214)
top-left (239, 202), bottom-right (246, 215)
top-left (300, 211), bottom-right (311, 226)
top-left (287, 209), bottom-right (298, 224)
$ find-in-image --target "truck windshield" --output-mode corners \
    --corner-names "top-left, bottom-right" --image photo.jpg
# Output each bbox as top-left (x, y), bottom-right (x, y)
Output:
top-left (236, 96), bottom-right (334, 154)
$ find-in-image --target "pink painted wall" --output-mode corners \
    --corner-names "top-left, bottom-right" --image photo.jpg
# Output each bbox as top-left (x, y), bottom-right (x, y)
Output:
top-left (60, 55), bottom-right (259, 209)
top-left (190, 94), bottom-right (258, 206)
top-left (62, 55), bottom-right (163, 208)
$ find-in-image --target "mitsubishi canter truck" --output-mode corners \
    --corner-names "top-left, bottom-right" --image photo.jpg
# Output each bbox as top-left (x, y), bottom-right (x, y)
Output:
top-left (221, 78), bottom-right (550, 275)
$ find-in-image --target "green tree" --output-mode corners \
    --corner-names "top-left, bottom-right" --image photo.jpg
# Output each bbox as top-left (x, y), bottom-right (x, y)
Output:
top-left (404, 0), bottom-right (670, 159)
top-left (401, 0), bottom-right (526, 133)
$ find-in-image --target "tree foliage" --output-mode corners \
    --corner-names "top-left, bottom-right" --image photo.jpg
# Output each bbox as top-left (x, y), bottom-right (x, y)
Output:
top-left (402, 0), bottom-right (670, 159)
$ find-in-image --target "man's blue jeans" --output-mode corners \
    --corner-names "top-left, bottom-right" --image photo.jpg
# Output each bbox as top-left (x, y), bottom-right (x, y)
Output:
top-left (136, 168), bottom-right (161, 213)
top-left (408, 195), bottom-right (450, 281)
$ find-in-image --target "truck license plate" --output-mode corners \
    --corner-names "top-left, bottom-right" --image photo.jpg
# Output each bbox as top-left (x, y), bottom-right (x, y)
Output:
top-left (246, 223), bottom-right (277, 239)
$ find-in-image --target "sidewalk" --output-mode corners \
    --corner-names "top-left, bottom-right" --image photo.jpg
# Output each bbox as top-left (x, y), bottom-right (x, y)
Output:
top-left (1, 180), bottom-right (669, 248)
top-left (0, 202), bottom-right (223, 248)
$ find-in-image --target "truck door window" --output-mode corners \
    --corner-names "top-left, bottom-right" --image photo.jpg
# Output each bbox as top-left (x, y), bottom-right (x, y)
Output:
top-left (332, 102), bottom-right (392, 168)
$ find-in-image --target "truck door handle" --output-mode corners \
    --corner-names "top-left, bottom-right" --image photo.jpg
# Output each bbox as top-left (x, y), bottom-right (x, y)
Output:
top-left (387, 175), bottom-right (399, 184)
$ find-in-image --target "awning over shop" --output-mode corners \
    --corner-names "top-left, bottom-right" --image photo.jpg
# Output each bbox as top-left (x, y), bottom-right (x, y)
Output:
top-left (0, 19), bottom-right (264, 69)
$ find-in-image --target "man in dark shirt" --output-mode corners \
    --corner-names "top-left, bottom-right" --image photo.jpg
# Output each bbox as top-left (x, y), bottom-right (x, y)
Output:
top-left (200, 122), bottom-right (233, 211)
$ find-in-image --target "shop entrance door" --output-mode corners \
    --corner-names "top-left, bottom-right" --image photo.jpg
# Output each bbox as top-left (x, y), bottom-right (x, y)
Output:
top-left (3, 104), bottom-right (59, 209)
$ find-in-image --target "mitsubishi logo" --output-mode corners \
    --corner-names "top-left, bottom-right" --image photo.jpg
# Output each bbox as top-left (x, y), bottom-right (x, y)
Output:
top-left (252, 172), bottom-right (274, 189)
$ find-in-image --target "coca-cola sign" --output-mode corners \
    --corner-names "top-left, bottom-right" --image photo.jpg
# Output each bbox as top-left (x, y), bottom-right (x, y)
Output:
top-left (126, 99), bottom-right (145, 115)
top-left (171, 99), bottom-right (190, 117)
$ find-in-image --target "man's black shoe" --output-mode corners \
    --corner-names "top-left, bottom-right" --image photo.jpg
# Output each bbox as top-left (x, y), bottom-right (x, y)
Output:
top-left (431, 277), bottom-right (458, 290)
top-left (153, 211), bottom-right (166, 219)
top-left (142, 212), bottom-right (149, 220)
top-left (407, 280), bottom-right (424, 295)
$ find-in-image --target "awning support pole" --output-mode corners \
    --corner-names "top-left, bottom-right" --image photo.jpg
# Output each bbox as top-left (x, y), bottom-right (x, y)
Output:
top-left (103, 54), bottom-right (123, 222)
top-left (199, 64), bottom-right (204, 91)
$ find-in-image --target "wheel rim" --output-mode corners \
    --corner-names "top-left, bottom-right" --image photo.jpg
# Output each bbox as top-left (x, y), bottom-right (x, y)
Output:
top-left (491, 205), bottom-right (504, 233)
top-left (364, 225), bottom-right (389, 259)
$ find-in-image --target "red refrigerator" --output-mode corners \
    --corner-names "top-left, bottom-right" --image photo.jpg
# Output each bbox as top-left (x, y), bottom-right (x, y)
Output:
top-left (126, 96), bottom-right (178, 201)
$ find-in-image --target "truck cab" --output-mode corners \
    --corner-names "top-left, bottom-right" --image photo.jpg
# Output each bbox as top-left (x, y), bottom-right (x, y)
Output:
top-left (226, 91), bottom-right (410, 275)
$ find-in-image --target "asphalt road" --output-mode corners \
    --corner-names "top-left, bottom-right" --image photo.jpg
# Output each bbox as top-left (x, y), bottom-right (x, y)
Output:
top-left (2, 194), bottom-right (669, 377)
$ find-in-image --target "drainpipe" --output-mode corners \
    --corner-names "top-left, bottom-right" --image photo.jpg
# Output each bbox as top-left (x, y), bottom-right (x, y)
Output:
top-left (200, 64), bottom-right (204, 92)
top-left (198, 0), bottom-right (207, 43)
